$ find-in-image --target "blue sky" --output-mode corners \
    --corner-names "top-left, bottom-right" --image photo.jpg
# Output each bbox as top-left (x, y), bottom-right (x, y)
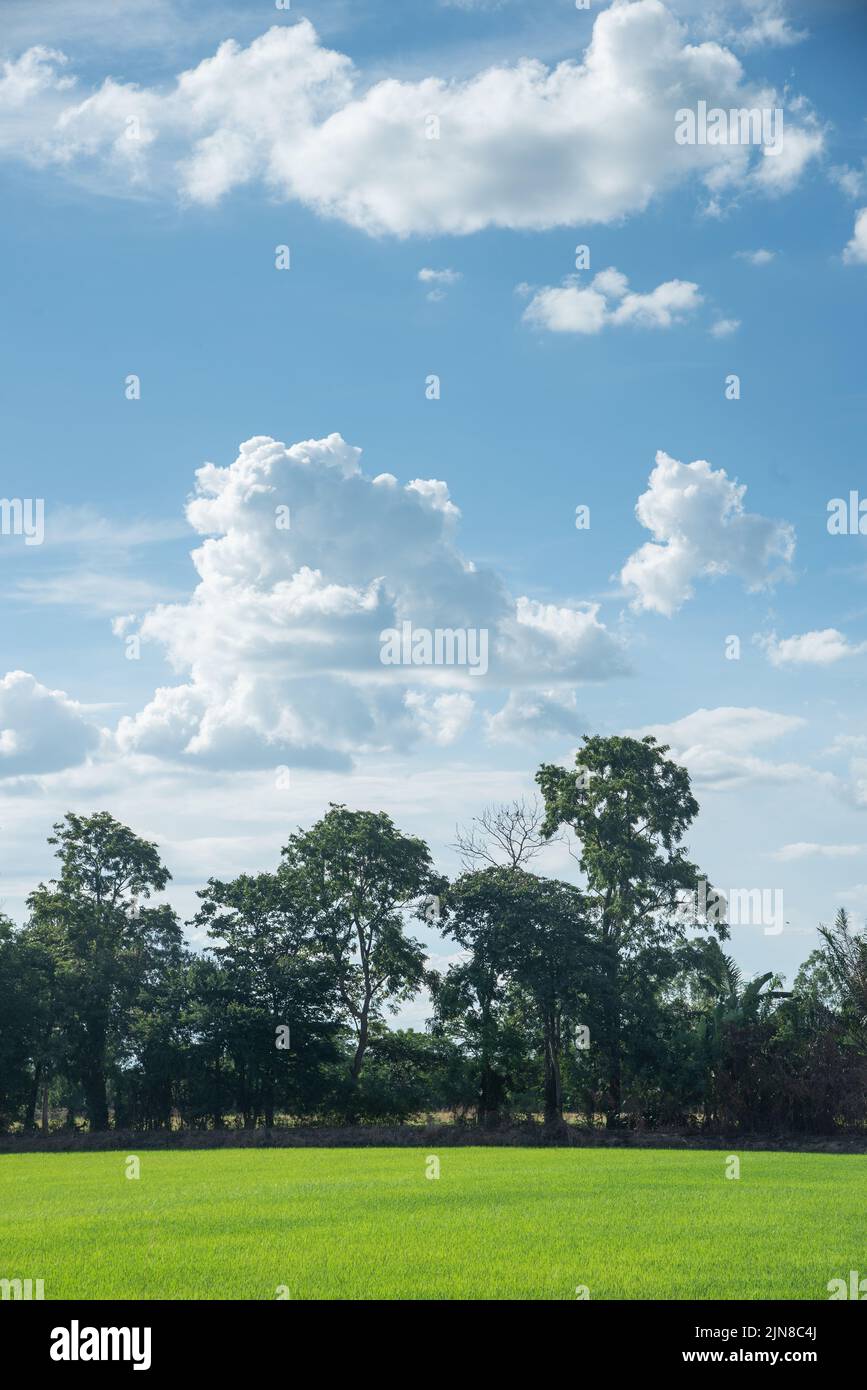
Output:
top-left (1, 0), bottom-right (866, 1017)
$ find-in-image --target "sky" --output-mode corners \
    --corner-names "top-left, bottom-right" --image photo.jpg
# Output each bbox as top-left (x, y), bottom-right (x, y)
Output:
top-left (1, 0), bottom-right (866, 1023)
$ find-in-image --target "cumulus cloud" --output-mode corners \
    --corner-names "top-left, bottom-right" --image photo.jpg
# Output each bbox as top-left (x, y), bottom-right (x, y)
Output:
top-left (404, 690), bottom-right (474, 746)
top-left (709, 316), bottom-right (740, 337)
top-left (484, 689), bottom-right (585, 744)
top-left (843, 208), bottom-right (867, 266)
top-left (0, 670), bottom-right (101, 778)
top-left (758, 628), bottom-right (867, 667)
top-left (523, 267), bottom-right (702, 334)
top-left (115, 432), bottom-right (627, 770)
top-left (633, 705), bottom-right (811, 789)
top-left (0, 3), bottom-right (825, 235)
top-left (619, 450), bottom-right (795, 615)
top-left (504, 598), bottom-right (629, 680)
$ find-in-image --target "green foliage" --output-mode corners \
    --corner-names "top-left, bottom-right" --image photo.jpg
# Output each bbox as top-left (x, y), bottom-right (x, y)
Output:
top-left (1, 770), bottom-right (866, 1136)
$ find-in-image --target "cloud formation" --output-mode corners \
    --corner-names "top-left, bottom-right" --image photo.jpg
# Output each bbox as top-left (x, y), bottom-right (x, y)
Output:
top-left (773, 842), bottom-right (864, 862)
top-left (522, 267), bottom-right (702, 334)
top-left (484, 689), bottom-right (586, 745)
top-left (0, 670), bottom-right (101, 778)
top-left (114, 432), bottom-right (627, 770)
top-left (843, 208), bottom-right (867, 266)
top-left (0, 3), bottom-right (825, 235)
top-left (620, 450), bottom-right (795, 615)
top-left (758, 628), bottom-right (867, 666)
top-left (634, 705), bottom-right (810, 789)
top-left (418, 267), bottom-right (462, 301)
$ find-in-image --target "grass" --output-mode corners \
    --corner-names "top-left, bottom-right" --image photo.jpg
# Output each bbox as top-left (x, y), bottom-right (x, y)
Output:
top-left (0, 1147), bottom-right (864, 1299)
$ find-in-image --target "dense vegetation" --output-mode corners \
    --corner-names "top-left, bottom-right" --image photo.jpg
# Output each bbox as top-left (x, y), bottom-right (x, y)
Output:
top-left (1, 735), bottom-right (865, 1135)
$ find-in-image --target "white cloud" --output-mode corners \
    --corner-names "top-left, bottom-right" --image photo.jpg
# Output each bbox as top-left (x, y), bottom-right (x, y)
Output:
top-left (828, 735), bottom-right (867, 756)
top-left (843, 208), bottom-right (867, 266)
top-left (114, 432), bottom-right (627, 770)
top-left (710, 316), bottom-right (740, 336)
top-left (850, 762), bottom-right (867, 809)
top-left (523, 267), bottom-right (702, 334)
top-left (0, 670), bottom-right (101, 778)
top-left (742, 122), bottom-right (824, 198)
top-left (0, 47), bottom-right (74, 107)
top-left (0, 3), bottom-right (825, 235)
top-left (633, 705), bottom-right (811, 789)
top-left (620, 450), bottom-right (795, 615)
top-left (758, 628), bottom-right (867, 667)
top-left (731, 1), bottom-right (806, 50)
top-left (418, 266), bottom-right (462, 301)
top-left (830, 163), bottom-right (867, 200)
top-left (773, 842), bottom-right (865, 862)
top-left (735, 248), bottom-right (776, 264)
top-left (484, 689), bottom-right (585, 744)
top-left (418, 267), bottom-right (461, 285)
top-left (507, 597), bottom-right (629, 679)
top-left (404, 690), bottom-right (474, 745)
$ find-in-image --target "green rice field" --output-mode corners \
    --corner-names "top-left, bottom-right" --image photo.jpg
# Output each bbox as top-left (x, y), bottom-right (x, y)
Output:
top-left (1, 1147), bottom-right (863, 1300)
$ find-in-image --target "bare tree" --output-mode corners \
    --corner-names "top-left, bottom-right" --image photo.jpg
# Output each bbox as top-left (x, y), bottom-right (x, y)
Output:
top-left (453, 797), bottom-right (550, 871)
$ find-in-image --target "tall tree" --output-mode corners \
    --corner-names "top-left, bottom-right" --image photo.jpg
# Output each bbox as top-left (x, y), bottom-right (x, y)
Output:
top-left (279, 805), bottom-right (434, 1111)
top-left (430, 870), bottom-right (518, 1129)
top-left (537, 734), bottom-right (716, 1126)
top-left (193, 871), bottom-right (339, 1126)
top-left (27, 812), bottom-right (180, 1131)
top-left (437, 866), bottom-right (593, 1128)
top-left (0, 917), bottom-right (57, 1131)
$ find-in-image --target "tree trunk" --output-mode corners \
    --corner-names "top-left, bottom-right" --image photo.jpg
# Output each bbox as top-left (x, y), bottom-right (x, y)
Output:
top-left (604, 1033), bottom-right (622, 1128)
top-left (26, 1062), bottom-right (42, 1131)
top-left (350, 1013), bottom-right (369, 1082)
top-left (543, 1010), bottom-right (564, 1129)
top-left (601, 935), bottom-right (622, 1129)
top-left (343, 1012), bottom-right (370, 1125)
top-left (478, 1064), bottom-right (506, 1129)
top-left (84, 1070), bottom-right (109, 1132)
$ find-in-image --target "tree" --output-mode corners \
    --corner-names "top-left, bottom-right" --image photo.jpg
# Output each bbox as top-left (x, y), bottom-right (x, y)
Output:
top-left (431, 869), bottom-right (521, 1128)
top-left (279, 806), bottom-right (434, 1113)
top-left (536, 735), bottom-right (717, 1126)
top-left (26, 812), bottom-right (181, 1131)
top-left (0, 917), bottom-right (57, 1131)
top-left (193, 871), bottom-right (339, 1126)
top-left (691, 937), bottom-right (775, 1128)
top-left (434, 866), bottom-right (594, 1128)
top-left (815, 908), bottom-right (867, 1031)
top-left (492, 868), bottom-right (594, 1128)
top-left (453, 797), bottom-right (548, 871)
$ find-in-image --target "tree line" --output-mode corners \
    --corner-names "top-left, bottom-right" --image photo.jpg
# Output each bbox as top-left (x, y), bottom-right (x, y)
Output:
top-left (1, 735), bottom-right (865, 1135)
